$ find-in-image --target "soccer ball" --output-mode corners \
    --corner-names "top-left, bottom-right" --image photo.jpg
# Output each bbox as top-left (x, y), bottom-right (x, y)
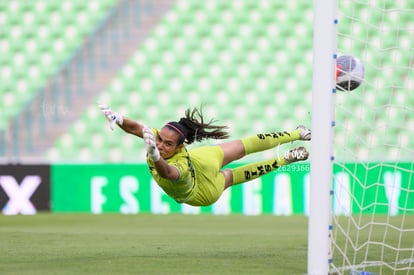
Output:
top-left (335, 55), bottom-right (365, 91)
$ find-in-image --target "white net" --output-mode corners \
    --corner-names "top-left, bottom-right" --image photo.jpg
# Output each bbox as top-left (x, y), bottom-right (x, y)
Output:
top-left (331, 0), bottom-right (414, 274)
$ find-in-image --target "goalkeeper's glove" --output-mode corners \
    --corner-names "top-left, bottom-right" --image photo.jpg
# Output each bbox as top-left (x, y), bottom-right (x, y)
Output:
top-left (143, 127), bottom-right (160, 162)
top-left (98, 103), bottom-right (123, 131)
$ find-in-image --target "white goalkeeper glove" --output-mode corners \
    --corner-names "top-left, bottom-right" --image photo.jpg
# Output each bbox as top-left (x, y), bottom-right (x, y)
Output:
top-left (143, 127), bottom-right (160, 162)
top-left (98, 103), bottom-right (123, 131)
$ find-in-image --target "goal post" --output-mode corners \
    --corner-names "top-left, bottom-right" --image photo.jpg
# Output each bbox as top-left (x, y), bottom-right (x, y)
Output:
top-left (309, 0), bottom-right (414, 274)
top-left (307, 0), bottom-right (337, 274)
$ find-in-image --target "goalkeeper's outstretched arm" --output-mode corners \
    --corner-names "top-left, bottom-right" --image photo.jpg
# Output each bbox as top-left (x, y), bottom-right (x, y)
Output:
top-left (98, 103), bottom-right (145, 138)
top-left (98, 103), bottom-right (179, 179)
top-left (118, 117), bottom-right (145, 138)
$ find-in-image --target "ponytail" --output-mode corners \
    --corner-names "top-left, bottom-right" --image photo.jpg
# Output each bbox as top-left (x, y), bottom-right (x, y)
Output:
top-left (165, 107), bottom-right (230, 145)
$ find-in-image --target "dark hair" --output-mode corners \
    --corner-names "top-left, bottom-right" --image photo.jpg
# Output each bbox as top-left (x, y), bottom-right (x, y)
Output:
top-left (165, 107), bottom-right (230, 145)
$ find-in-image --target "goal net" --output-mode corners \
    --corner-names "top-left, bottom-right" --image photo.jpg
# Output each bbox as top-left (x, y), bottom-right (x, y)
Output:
top-left (330, 0), bottom-right (414, 274)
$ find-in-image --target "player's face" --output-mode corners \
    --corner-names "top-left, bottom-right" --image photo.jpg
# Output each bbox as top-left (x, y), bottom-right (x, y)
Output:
top-left (156, 127), bottom-right (183, 159)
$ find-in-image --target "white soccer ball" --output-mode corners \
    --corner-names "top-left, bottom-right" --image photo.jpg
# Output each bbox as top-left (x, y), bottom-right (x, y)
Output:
top-left (336, 55), bottom-right (365, 91)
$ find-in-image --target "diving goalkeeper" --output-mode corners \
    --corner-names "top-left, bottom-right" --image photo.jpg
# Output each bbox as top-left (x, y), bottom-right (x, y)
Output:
top-left (99, 104), bottom-right (311, 207)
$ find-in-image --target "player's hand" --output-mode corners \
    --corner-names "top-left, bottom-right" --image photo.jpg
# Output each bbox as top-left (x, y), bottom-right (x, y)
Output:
top-left (143, 127), bottom-right (160, 162)
top-left (98, 103), bottom-right (123, 131)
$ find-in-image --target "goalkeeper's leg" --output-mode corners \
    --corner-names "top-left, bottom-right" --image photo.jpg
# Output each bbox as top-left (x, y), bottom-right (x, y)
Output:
top-left (223, 146), bottom-right (309, 188)
top-left (219, 125), bottom-right (311, 166)
top-left (242, 125), bottom-right (311, 155)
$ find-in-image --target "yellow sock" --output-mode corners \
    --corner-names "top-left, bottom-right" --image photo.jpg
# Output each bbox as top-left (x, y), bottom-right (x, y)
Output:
top-left (231, 156), bottom-right (287, 185)
top-left (241, 129), bottom-right (301, 155)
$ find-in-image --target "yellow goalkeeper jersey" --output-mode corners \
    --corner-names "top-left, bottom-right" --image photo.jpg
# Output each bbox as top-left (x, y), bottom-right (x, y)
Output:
top-left (146, 130), bottom-right (226, 206)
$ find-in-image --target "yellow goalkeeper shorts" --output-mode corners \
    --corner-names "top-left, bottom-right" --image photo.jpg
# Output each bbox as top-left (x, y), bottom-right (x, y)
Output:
top-left (185, 145), bottom-right (226, 206)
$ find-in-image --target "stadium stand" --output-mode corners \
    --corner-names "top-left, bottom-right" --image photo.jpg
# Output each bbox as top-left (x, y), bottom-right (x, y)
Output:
top-left (47, 0), bottom-right (414, 163)
top-left (0, 0), bottom-right (174, 160)
top-left (0, 0), bottom-right (412, 162)
top-left (0, 0), bottom-right (117, 129)
top-left (46, 0), bottom-right (315, 163)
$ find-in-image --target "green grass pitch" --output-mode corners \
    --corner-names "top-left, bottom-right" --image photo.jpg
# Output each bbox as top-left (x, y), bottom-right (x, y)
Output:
top-left (0, 214), bottom-right (308, 275)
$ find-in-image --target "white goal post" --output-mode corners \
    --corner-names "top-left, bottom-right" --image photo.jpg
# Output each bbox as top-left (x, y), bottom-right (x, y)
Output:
top-left (308, 0), bottom-right (414, 274)
top-left (307, 0), bottom-right (337, 274)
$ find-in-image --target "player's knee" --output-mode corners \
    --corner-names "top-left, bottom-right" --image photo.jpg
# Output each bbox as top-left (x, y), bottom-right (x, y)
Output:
top-left (221, 169), bottom-right (233, 189)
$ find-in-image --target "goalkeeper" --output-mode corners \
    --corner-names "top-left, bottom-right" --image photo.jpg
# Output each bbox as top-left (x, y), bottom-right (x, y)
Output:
top-left (99, 104), bottom-right (311, 207)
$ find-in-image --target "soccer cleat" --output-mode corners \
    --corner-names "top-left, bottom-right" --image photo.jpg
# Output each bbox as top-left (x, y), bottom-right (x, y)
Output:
top-left (296, 125), bottom-right (311, 141)
top-left (284, 146), bottom-right (309, 163)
